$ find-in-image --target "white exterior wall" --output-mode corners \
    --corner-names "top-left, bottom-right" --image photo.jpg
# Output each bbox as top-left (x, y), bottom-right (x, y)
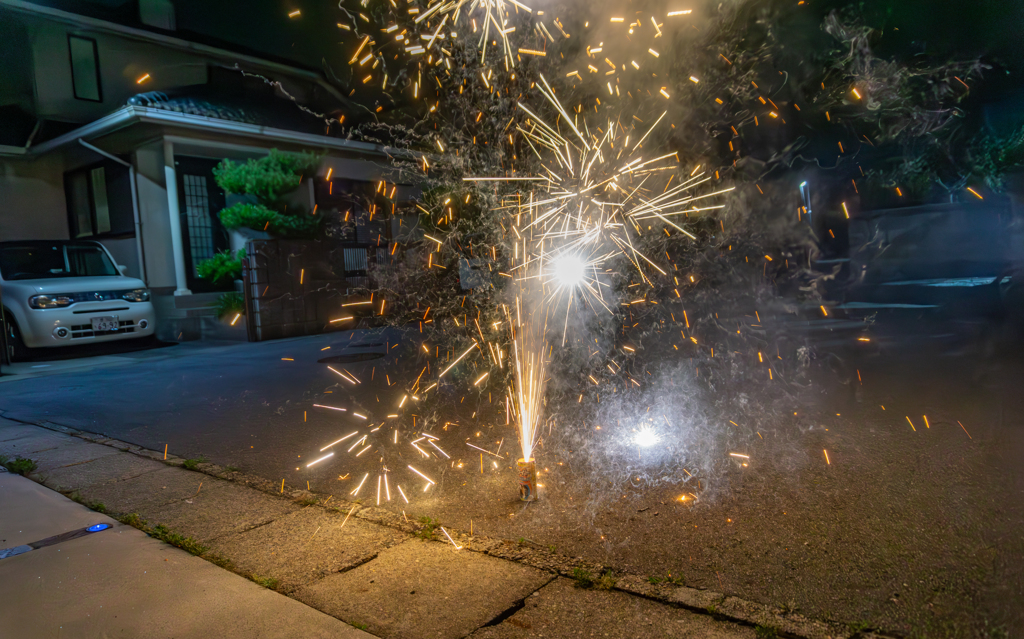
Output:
top-left (0, 155), bottom-right (70, 241)
top-left (27, 16), bottom-right (208, 124)
top-left (134, 142), bottom-right (177, 291)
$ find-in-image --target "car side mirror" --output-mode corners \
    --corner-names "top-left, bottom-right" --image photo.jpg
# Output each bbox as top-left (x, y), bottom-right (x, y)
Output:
top-left (117, 264), bottom-right (128, 274)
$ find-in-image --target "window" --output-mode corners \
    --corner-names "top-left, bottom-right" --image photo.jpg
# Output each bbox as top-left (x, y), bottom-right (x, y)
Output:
top-left (182, 174), bottom-right (215, 275)
top-left (64, 162), bottom-right (133, 238)
top-left (68, 35), bottom-right (101, 102)
top-left (90, 168), bottom-right (111, 234)
top-left (0, 243), bottom-right (117, 281)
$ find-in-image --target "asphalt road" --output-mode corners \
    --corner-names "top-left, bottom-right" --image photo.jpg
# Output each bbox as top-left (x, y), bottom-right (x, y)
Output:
top-left (1, 320), bottom-right (1022, 637)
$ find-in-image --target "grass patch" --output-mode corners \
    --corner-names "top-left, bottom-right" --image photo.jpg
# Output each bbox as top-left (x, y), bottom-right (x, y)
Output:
top-left (205, 553), bottom-right (233, 569)
top-left (755, 625), bottom-right (779, 639)
top-left (150, 524), bottom-right (208, 556)
top-left (981, 623), bottom-right (1010, 639)
top-left (250, 574), bottom-right (279, 590)
top-left (416, 516), bottom-right (439, 540)
top-left (571, 567), bottom-right (594, 588)
top-left (117, 512), bottom-right (148, 529)
top-left (65, 490), bottom-right (106, 515)
top-left (115, 514), bottom-right (231, 571)
top-left (297, 497), bottom-right (318, 507)
top-left (595, 570), bottom-right (617, 590)
top-left (181, 456), bottom-right (208, 471)
top-left (1, 456), bottom-right (38, 475)
top-left (573, 567), bottom-right (615, 590)
top-left (225, 465), bottom-right (240, 473)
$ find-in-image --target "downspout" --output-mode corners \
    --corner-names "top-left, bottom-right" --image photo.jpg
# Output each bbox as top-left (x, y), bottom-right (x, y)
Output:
top-left (77, 139), bottom-right (148, 285)
top-left (23, 119), bottom-right (41, 150)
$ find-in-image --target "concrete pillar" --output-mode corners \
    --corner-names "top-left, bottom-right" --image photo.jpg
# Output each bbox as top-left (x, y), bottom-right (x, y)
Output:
top-left (163, 140), bottom-right (191, 296)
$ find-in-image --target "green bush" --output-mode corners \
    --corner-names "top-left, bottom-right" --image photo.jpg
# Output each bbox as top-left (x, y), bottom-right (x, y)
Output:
top-left (213, 150), bottom-right (321, 201)
top-left (218, 202), bottom-right (322, 238)
top-left (196, 249), bottom-right (245, 286)
top-left (212, 150), bottom-right (324, 238)
top-left (214, 292), bottom-right (245, 320)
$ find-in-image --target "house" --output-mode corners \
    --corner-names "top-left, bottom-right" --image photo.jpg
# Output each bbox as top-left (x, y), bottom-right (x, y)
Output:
top-left (0, 0), bottom-right (419, 341)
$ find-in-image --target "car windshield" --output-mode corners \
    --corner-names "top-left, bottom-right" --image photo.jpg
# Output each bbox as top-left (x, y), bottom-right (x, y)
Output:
top-left (0, 244), bottom-right (119, 281)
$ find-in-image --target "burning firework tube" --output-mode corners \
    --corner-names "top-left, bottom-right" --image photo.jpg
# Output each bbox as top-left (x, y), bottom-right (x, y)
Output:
top-left (517, 458), bottom-right (538, 501)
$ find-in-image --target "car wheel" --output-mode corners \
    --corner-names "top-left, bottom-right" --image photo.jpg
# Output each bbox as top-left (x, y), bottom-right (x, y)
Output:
top-left (2, 314), bottom-right (31, 364)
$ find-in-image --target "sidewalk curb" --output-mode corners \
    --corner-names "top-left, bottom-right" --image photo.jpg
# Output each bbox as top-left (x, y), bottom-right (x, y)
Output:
top-left (15, 417), bottom-right (896, 639)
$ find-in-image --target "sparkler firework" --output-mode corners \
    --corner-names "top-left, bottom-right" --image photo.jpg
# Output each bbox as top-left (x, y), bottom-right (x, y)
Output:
top-left (297, 0), bottom-right (740, 502)
top-left (230, 7), bottom-right (1020, 629)
top-left (296, 0), bottom-right (976, 505)
top-left (483, 79), bottom-right (732, 477)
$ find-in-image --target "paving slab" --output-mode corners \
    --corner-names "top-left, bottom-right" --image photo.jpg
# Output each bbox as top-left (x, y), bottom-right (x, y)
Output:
top-left (34, 450), bottom-right (167, 492)
top-left (468, 577), bottom-right (756, 639)
top-left (295, 538), bottom-right (553, 639)
top-left (76, 466), bottom-right (212, 514)
top-left (0, 470), bottom-right (108, 547)
top-left (0, 429), bottom-right (79, 459)
top-left (209, 506), bottom-right (409, 592)
top-left (3, 436), bottom-right (122, 473)
top-left (0, 420), bottom-right (57, 442)
top-left (0, 473), bottom-right (373, 639)
top-left (144, 479), bottom-right (300, 542)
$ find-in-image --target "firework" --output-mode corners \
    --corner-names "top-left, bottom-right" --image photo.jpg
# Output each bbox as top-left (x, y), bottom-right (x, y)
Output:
top-left (468, 77), bottom-right (732, 471)
top-left (302, 0), bottom-right (739, 502)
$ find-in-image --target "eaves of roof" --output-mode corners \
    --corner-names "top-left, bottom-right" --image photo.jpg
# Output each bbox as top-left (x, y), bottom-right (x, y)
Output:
top-left (0, 105), bottom-right (418, 162)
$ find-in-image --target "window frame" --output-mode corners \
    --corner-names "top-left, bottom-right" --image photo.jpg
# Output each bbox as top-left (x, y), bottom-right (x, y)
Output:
top-left (67, 34), bottom-right (102, 102)
top-left (64, 160), bottom-right (134, 240)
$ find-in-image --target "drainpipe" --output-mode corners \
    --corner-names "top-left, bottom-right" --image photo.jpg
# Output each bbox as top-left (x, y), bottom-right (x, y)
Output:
top-left (77, 139), bottom-right (148, 285)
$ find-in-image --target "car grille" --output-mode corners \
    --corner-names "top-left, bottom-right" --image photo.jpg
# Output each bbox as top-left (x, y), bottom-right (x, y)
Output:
top-left (70, 320), bottom-right (136, 339)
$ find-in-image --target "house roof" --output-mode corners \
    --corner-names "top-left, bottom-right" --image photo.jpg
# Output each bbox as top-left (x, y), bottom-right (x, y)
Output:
top-left (125, 85), bottom-right (336, 137)
top-left (0, 0), bottom-right (364, 114)
top-left (0, 103), bottom-right (420, 166)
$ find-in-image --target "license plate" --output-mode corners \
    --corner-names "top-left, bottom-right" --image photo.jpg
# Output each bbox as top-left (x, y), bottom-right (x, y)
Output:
top-left (91, 316), bottom-right (119, 332)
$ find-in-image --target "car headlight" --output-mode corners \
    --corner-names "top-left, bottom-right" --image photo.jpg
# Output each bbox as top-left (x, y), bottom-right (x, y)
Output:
top-left (121, 288), bottom-right (151, 302)
top-left (29, 295), bottom-right (74, 309)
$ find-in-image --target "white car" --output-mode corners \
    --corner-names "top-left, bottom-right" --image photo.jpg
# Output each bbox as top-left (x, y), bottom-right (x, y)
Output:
top-left (1, 240), bottom-right (155, 362)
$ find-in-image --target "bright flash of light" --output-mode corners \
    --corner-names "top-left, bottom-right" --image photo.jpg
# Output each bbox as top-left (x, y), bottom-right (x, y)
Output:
top-left (551, 253), bottom-right (586, 287)
top-left (634, 428), bottom-right (660, 447)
